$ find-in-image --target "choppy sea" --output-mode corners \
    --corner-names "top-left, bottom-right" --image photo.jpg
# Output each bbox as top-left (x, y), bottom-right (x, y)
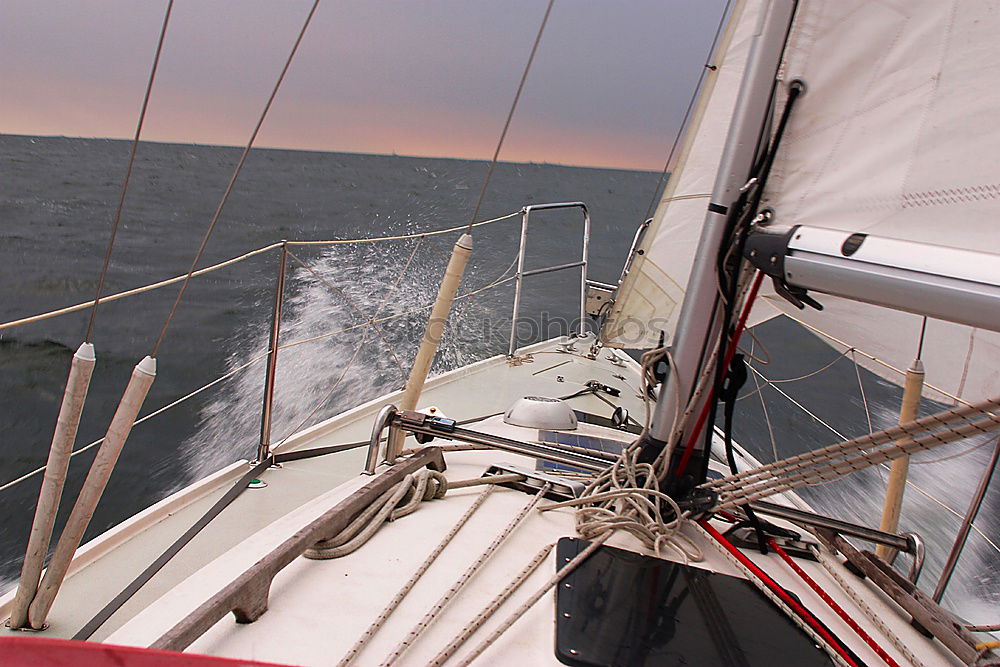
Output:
top-left (1, 134), bottom-right (995, 625)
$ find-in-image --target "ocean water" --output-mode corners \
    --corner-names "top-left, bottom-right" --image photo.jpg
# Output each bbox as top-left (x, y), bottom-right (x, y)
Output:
top-left (0, 134), bottom-right (995, 625)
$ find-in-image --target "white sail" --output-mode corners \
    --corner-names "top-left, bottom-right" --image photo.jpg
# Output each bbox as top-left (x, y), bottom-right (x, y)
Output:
top-left (601, 0), bottom-right (765, 349)
top-left (757, 0), bottom-right (1000, 403)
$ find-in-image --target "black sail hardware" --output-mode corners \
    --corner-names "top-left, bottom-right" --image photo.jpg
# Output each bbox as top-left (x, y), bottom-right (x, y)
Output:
top-left (744, 225), bottom-right (824, 311)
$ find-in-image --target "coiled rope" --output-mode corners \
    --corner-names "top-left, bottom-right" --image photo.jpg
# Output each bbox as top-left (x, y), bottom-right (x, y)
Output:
top-left (540, 448), bottom-right (702, 562)
top-left (304, 469), bottom-right (448, 560)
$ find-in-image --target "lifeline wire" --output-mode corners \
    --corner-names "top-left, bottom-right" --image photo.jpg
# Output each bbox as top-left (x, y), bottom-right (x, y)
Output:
top-left (85, 0), bottom-right (174, 343)
top-left (150, 0), bottom-right (322, 356)
top-left (1, 212), bottom-right (521, 334)
top-left (466, 0), bottom-right (555, 230)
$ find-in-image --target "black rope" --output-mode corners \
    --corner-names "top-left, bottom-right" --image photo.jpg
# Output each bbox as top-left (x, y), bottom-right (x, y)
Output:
top-left (466, 0), bottom-right (555, 231)
top-left (719, 353), bottom-right (767, 553)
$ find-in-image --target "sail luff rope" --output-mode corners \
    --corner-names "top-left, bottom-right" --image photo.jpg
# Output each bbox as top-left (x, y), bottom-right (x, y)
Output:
top-left (150, 0), bottom-right (322, 357)
top-left (85, 0), bottom-right (174, 343)
top-left (465, 0), bottom-right (555, 231)
top-left (642, 0), bottom-right (734, 221)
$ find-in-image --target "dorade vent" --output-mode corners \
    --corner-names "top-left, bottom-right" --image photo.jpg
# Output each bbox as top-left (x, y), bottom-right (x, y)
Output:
top-left (503, 396), bottom-right (578, 430)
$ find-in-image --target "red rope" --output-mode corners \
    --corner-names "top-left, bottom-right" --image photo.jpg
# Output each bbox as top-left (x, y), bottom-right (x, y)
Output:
top-left (699, 520), bottom-right (859, 667)
top-left (767, 538), bottom-right (899, 667)
top-left (674, 271), bottom-right (765, 477)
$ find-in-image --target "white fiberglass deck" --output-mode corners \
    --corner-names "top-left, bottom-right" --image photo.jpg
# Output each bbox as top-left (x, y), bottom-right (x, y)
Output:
top-left (0, 337), bottom-right (968, 665)
top-left (107, 431), bottom-right (961, 666)
top-left (0, 338), bottom-right (644, 642)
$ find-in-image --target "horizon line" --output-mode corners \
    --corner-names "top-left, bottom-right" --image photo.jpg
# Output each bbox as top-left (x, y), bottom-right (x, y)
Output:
top-left (2, 132), bottom-right (663, 175)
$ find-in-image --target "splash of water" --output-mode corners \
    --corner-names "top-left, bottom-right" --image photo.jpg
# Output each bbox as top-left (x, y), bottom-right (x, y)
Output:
top-left (180, 235), bottom-right (510, 481)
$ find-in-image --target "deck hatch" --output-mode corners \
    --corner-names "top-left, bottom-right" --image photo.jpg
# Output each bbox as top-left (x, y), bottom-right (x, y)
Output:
top-left (554, 537), bottom-right (837, 666)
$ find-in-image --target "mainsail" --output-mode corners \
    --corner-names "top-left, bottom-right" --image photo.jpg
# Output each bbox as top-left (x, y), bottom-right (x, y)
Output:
top-left (757, 0), bottom-right (1000, 404)
top-left (605, 0), bottom-right (1000, 404)
top-left (601, 0), bottom-right (764, 350)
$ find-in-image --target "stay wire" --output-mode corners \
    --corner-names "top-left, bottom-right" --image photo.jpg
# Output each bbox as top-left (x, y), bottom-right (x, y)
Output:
top-left (643, 0), bottom-right (734, 221)
top-left (85, 0), bottom-right (174, 343)
top-left (150, 0), bottom-right (322, 357)
top-left (466, 0), bottom-right (555, 231)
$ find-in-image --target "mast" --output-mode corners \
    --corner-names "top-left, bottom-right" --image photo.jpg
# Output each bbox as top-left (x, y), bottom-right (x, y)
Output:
top-left (641, 0), bottom-right (798, 491)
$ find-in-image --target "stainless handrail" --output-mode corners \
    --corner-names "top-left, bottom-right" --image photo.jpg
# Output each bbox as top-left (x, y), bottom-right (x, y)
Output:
top-left (508, 202), bottom-right (590, 357)
top-left (364, 405), bottom-right (397, 475)
top-left (905, 532), bottom-right (926, 585)
top-left (932, 435), bottom-right (1000, 601)
top-left (255, 241), bottom-right (288, 463)
top-left (617, 217), bottom-right (651, 285)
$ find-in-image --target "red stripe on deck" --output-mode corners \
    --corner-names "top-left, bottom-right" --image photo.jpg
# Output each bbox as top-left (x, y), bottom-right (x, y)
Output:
top-left (0, 637), bottom-right (290, 667)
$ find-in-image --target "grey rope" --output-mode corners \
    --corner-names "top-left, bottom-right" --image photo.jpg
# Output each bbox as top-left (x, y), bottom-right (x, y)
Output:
top-left (304, 469), bottom-right (448, 559)
top-left (427, 543), bottom-right (554, 666)
top-left (379, 483), bottom-right (551, 666)
top-left (86, 0), bottom-right (174, 343)
top-left (451, 533), bottom-right (610, 666)
top-left (336, 484), bottom-right (496, 667)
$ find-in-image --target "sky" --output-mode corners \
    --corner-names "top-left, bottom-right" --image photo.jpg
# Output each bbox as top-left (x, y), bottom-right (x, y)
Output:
top-left (0, 0), bottom-right (730, 170)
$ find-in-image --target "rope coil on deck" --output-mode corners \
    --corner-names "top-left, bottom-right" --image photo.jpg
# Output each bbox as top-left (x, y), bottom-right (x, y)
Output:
top-left (304, 469), bottom-right (447, 560)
